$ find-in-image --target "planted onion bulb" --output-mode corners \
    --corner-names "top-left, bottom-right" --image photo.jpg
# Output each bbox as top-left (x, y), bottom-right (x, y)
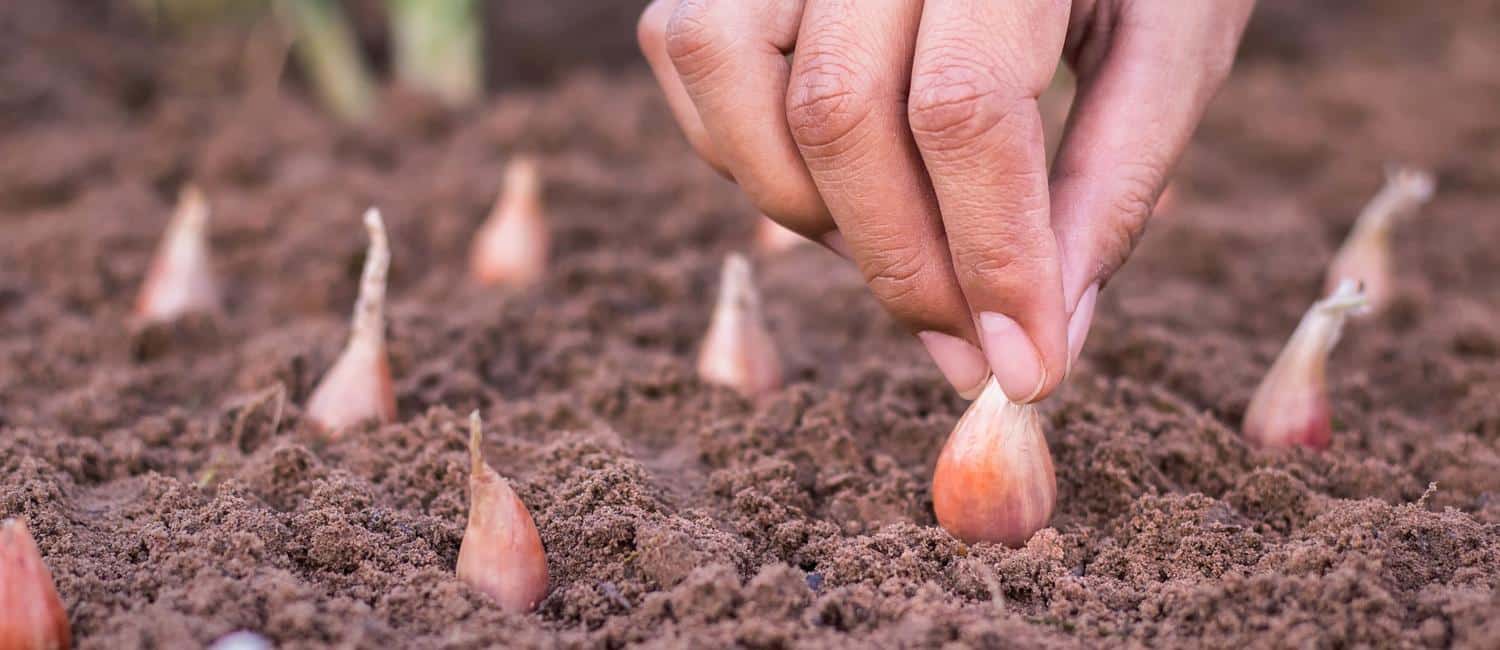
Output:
top-left (931, 378), bottom-right (1056, 547)
top-left (1325, 166), bottom-right (1435, 312)
top-left (1242, 280), bottom-right (1367, 450)
top-left (458, 411), bottom-right (549, 612)
top-left (135, 185), bottom-right (220, 322)
top-left (697, 253), bottom-right (783, 397)
top-left (306, 208), bottom-right (397, 434)
top-left (0, 519), bottom-right (70, 650)
top-left (470, 156), bottom-right (549, 287)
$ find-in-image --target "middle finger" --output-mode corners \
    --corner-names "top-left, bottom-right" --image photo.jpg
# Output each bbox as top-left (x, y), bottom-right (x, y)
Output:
top-left (909, 0), bottom-right (1072, 402)
top-left (787, 0), bottom-right (991, 399)
top-left (665, 0), bottom-right (834, 238)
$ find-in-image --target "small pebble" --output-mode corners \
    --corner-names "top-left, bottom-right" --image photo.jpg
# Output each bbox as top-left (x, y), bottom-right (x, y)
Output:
top-left (805, 572), bottom-right (824, 592)
top-left (210, 631), bottom-right (272, 650)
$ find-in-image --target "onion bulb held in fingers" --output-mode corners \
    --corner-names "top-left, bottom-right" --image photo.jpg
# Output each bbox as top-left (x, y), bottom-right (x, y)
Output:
top-left (931, 378), bottom-right (1056, 547)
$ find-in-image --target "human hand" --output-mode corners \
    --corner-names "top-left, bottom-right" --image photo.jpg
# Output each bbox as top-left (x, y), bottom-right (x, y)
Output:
top-left (639, 0), bottom-right (1254, 402)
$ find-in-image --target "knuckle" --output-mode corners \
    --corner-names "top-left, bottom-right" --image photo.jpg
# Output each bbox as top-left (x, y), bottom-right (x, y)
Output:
top-left (786, 53), bottom-right (877, 152)
top-left (1101, 176), bottom-right (1158, 271)
top-left (664, 0), bottom-right (726, 69)
top-left (966, 254), bottom-right (1024, 282)
top-left (907, 56), bottom-right (1008, 149)
top-left (963, 252), bottom-right (1044, 292)
top-left (950, 227), bottom-right (1049, 290)
top-left (1112, 161), bottom-right (1165, 224)
top-left (1096, 226), bottom-right (1137, 280)
top-left (861, 242), bottom-right (931, 306)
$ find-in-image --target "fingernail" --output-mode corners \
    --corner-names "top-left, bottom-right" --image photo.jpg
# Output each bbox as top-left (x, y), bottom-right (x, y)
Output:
top-left (821, 231), bottom-right (852, 260)
top-left (917, 331), bottom-right (991, 400)
top-left (1066, 283), bottom-right (1100, 377)
top-left (978, 312), bottom-right (1047, 403)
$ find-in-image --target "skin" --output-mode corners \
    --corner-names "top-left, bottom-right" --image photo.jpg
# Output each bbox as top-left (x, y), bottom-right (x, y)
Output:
top-left (639, 0), bottom-right (1255, 402)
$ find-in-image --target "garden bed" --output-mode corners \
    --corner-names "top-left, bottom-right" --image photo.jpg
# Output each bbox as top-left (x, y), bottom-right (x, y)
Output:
top-left (1, 1), bottom-right (1497, 647)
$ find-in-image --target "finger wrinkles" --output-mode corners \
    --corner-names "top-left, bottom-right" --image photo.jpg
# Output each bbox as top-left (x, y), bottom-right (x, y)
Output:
top-left (788, 0), bottom-right (978, 347)
top-left (665, 0), bottom-right (738, 79)
top-left (1095, 164), bottom-right (1160, 279)
top-left (639, 1), bottom-right (725, 172)
top-left (1049, 162), bottom-right (1161, 295)
top-left (940, 162), bottom-right (1050, 217)
top-left (948, 222), bottom-right (1054, 288)
top-left (786, 49), bottom-right (878, 153)
top-left (663, 0), bottom-right (828, 227)
top-left (859, 237), bottom-right (939, 313)
top-left (907, 56), bottom-right (1029, 157)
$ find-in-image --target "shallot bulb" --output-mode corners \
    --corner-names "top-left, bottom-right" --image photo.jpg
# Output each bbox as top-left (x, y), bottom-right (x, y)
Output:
top-left (306, 208), bottom-right (397, 434)
top-left (470, 156), bottom-right (550, 287)
top-left (696, 253), bottom-right (783, 397)
top-left (135, 185), bottom-right (220, 322)
top-left (1242, 280), bottom-right (1368, 450)
top-left (931, 378), bottom-right (1056, 547)
top-left (1325, 165), bottom-right (1435, 312)
top-left (0, 519), bottom-right (70, 650)
top-left (457, 412), bottom-right (549, 612)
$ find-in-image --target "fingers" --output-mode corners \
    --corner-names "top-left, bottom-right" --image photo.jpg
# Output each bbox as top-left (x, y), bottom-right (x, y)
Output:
top-left (663, 0), bottom-right (838, 239)
top-left (909, 0), bottom-right (1072, 403)
top-left (786, 0), bottom-right (989, 398)
top-left (638, 0), bottom-right (725, 175)
top-left (1051, 1), bottom-right (1254, 368)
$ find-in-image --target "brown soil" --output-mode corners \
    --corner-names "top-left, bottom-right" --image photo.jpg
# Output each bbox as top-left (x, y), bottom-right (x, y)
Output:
top-left (3, 1), bottom-right (1499, 648)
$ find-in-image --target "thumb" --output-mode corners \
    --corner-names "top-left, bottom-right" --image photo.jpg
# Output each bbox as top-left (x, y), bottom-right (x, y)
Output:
top-left (1051, 1), bottom-right (1253, 371)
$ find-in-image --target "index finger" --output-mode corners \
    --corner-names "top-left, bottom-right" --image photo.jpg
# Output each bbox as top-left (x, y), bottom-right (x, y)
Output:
top-left (908, 0), bottom-right (1071, 403)
top-left (638, 0), bottom-right (726, 175)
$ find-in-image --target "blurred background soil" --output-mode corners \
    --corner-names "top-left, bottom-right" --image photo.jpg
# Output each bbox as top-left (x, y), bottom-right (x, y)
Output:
top-left (2, 0), bottom-right (1498, 647)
